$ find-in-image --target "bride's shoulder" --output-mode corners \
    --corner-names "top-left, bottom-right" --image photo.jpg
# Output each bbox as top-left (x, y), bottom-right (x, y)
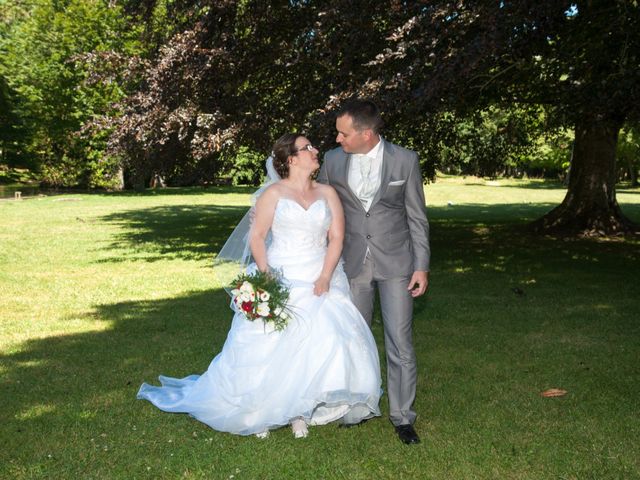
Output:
top-left (262, 181), bottom-right (286, 196)
top-left (256, 182), bottom-right (285, 206)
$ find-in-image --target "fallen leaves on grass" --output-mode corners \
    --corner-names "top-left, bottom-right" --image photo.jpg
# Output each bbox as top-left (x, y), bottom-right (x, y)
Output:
top-left (540, 388), bottom-right (568, 397)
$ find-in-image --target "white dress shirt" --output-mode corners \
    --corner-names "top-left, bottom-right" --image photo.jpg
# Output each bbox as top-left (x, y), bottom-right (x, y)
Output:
top-left (348, 137), bottom-right (384, 211)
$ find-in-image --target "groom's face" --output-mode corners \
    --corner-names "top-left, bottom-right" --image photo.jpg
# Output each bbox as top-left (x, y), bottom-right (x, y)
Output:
top-left (336, 114), bottom-right (369, 155)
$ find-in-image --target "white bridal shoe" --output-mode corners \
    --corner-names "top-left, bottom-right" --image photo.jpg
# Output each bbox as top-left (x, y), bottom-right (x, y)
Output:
top-left (255, 430), bottom-right (270, 439)
top-left (290, 418), bottom-right (308, 439)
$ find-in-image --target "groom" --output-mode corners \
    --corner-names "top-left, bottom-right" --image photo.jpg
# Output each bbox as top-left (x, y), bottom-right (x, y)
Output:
top-left (317, 99), bottom-right (430, 445)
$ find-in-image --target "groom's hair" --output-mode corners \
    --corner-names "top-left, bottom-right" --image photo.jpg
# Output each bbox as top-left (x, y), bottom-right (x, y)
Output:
top-left (337, 99), bottom-right (384, 135)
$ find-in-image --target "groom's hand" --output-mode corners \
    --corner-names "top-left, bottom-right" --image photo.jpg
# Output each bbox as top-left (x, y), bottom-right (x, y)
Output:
top-left (407, 271), bottom-right (428, 297)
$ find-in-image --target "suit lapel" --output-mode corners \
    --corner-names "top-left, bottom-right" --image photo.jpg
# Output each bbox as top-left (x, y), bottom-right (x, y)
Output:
top-left (340, 152), bottom-right (364, 208)
top-left (370, 139), bottom-right (392, 208)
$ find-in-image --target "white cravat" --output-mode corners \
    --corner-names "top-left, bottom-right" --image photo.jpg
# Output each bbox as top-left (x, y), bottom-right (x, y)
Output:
top-left (348, 139), bottom-right (383, 211)
top-left (357, 154), bottom-right (376, 199)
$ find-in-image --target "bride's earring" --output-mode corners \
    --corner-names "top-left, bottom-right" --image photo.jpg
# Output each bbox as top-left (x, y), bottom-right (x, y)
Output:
top-left (290, 417), bottom-right (308, 439)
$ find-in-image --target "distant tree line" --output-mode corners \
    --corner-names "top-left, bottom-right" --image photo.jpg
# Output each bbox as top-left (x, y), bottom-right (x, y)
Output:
top-left (1, 1), bottom-right (639, 234)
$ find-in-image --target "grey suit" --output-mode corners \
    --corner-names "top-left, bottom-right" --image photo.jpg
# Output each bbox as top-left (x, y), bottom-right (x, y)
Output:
top-left (318, 139), bottom-right (430, 426)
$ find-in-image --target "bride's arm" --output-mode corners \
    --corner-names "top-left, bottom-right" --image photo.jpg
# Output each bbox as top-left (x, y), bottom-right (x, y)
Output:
top-left (249, 188), bottom-right (278, 273)
top-left (314, 187), bottom-right (345, 296)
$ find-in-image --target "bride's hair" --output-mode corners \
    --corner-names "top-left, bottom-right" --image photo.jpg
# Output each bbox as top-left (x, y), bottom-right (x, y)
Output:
top-left (272, 133), bottom-right (303, 179)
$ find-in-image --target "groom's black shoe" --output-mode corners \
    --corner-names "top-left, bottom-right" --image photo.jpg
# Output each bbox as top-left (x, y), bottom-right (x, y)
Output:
top-left (395, 424), bottom-right (420, 444)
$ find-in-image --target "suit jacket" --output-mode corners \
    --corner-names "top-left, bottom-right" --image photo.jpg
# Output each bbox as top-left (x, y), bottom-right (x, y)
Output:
top-left (317, 139), bottom-right (430, 279)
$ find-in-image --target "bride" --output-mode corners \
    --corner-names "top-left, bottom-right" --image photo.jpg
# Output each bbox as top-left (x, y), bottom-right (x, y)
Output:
top-left (137, 133), bottom-right (382, 438)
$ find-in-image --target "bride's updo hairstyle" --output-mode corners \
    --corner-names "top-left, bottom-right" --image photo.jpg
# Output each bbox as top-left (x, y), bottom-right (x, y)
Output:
top-left (272, 133), bottom-right (303, 179)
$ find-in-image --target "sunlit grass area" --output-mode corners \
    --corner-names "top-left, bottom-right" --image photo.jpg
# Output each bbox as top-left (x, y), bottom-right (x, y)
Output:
top-left (1, 179), bottom-right (639, 479)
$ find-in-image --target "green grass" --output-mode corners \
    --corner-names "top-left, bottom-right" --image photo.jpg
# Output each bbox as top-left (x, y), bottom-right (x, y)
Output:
top-left (1, 178), bottom-right (639, 479)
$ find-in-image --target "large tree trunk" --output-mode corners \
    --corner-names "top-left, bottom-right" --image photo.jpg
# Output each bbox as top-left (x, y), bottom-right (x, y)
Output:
top-left (531, 116), bottom-right (638, 236)
top-left (112, 166), bottom-right (125, 191)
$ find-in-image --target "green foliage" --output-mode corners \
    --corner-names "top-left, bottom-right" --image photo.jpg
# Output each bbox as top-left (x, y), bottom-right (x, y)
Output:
top-left (459, 108), bottom-right (537, 178)
top-left (525, 129), bottom-right (574, 179)
top-left (415, 107), bottom-right (545, 179)
top-left (2, 0), bottom-right (639, 201)
top-left (222, 146), bottom-right (265, 186)
top-left (0, 0), bottom-right (141, 186)
top-left (0, 74), bottom-right (29, 167)
top-left (617, 124), bottom-right (640, 185)
top-left (0, 165), bottom-right (38, 185)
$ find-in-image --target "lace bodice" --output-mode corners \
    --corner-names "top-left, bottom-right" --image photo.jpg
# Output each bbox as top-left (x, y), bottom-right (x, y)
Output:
top-left (269, 198), bottom-right (331, 255)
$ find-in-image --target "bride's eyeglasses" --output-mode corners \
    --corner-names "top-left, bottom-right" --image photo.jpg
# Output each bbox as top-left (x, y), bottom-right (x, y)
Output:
top-left (295, 144), bottom-right (316, 153)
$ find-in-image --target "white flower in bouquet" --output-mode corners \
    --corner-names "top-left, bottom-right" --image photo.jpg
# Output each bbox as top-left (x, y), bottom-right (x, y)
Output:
top-left (257, 302), bottom-right (270, 317)
top-left (259, 290), bottom-right (270, 302)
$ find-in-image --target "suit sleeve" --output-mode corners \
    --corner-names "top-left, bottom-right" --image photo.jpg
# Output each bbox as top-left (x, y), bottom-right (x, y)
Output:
top-left (404, 154), bottom-right (431, 272)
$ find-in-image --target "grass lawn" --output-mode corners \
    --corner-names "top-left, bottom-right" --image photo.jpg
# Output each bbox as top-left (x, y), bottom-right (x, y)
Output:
top-left (1, 177), bottom-right (639, 479)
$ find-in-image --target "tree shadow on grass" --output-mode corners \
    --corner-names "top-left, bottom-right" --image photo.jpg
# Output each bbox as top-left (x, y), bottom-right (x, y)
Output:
top-left (430, 202), bottom-right (559, 225)
top-left (0, 286), bottom-right (404, 474)
top-left (96, 201), bottom-right (560, 265)
top-left (430, 201), bottom-right (640, 231)
top-left (98, 204), bottom-right (249, 262)
top-left (3, 216), bottom-right (637, 428)
top-left (94, 194), bottom-right (640, 266)
top-left (424, 202), bottom-right (640, 317)
top-left (101, 186), bottom-right (255, 197)
top-left (3, 203), bottom-right (640, 475)
top-left (0, 289), bottom-right (232, 455)
top-left (468, 180), bottom-right (566, 190)
top-left (618, 188), bottom-right (640, 195)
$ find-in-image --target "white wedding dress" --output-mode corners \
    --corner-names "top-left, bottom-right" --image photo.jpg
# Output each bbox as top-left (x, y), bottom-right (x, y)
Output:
top-left (137, 197), bottom-right (382, 435)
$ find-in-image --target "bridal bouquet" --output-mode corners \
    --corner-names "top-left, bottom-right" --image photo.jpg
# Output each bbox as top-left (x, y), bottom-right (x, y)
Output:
top-left (230, 270), bottom-right (292, 332)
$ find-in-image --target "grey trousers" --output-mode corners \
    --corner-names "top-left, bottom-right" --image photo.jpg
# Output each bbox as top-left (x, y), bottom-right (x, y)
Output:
top-left (349, 254), bottom-right (417, 426)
